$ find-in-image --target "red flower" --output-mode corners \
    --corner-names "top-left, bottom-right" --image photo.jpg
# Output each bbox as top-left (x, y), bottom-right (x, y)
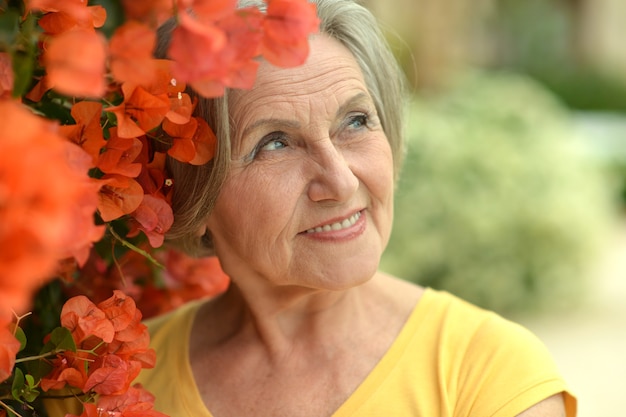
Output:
top-left (69, 384), bottom-right (168, 417)
top-left (0, 321), bottom-right (20, 383)
top-left (97, 129), bottom-right (144, 178)
top-left (128, 194), bottom-right (174, 247)
top-left (0, 53), bottom-right (13, 99)
top-left (59, 101), bottom-right (107, 166)
top-left (43, 29), bottom-right (108, 98)
top-left (109, 21), bottom-right (159, 86)
top-left (61, 295), bottom-right (115, 344)
top-left (0, 101), bottom-right (101, 315)
top-left (97, 174), bottom-right (144, 222)
top-left (29, 0), bottom-right (107, 35)
top-left (262, 0), bottom-right (320, 67)
top-left (106, 83), bottom-right (170, 138)
top-left (40, 351), bottom-right (89, 392)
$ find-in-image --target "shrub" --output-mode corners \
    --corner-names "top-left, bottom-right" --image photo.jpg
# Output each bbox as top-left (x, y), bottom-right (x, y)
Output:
top-left (381, 71), bottom-right (617, 315)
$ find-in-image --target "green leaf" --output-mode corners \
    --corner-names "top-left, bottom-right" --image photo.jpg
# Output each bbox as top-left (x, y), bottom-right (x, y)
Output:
top-left (25, 373), bottom-right (36, 388)
top-left (23, 387), bottom-right (39, 403)
top-left (0, 9), bottom-right (19, 50)
top-left (11, 49), bottom-right (35, 97)
top-left (10, 13), bottom-right (39, 98)
top-left (14, 326), bottom-right (27, 352)
top-left (50, 327), bottom-right (77, 352)
top-left (11, 368), bottom-right (25, 402)
top-left (11, 368), bottom-right (41, 404)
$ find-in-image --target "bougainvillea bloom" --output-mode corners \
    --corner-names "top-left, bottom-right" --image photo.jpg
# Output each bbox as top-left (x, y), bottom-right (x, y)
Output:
top-left (69, 384), bottom-right (168, 417)
top-left (0, 53), bottom-right (13, 99)
top-left (56, 144), bottom-right (105, 266)
top-left (51, 291), bottom-right (157, 398)
top-left (262, 0), bottom-right (320, 67)
top-left (177, 0), bottom-right (237, 21)
top-left (120, 0), bottom-right (173, 26)
top-left (0, 100), bottom-right (100, 315)
top-left (59, 101), bottom-right (106, 166)
top-left (0, 322), bottom-right (21, 383)
top-left (40, 351), bottom-right (89, 391)
top-left (97, 175), bottom-right (144, 222)
top-left (106, 83), bottom-right (170, 138)
top-left (43, 29), bottom-right (107, 97)
top-left (168, 11), bottom-right (228, 97)
top-left (36, 5), bottom-right (106, 35)
top-left (61, 295), bottom-right (115, 344)
top-left (128, 195), bottom-right (174, 247)
top-left (97, 130), bottom-right (143, 178)
top-left (109, 21), bottom-right (158, 86)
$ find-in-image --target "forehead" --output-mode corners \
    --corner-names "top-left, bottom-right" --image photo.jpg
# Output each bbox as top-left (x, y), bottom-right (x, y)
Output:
top-left (229, 34), bottom-right (369, 123)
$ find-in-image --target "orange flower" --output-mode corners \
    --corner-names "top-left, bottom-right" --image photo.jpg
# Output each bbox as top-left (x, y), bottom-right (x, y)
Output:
top-left (162, 117), bottom-right (197, 163)
top-left (91, 384), bottom-right (169, 417)
top-left (0, 321), bottom-right (21, 383)
top-left (0, 100), bottom-right (100, 315)
top-left (177, 0), bottom-right (237, 21)
top-left (43, 29), bottom-right (108, 98)
top-left (109, 21), bottom-right (158, 86)
top-left (134, 147), bottom-right (171, 199)
top-left (262, 0), bottom-right (319, 67)
top-left (0, 53), bottom-right (13, 99)
top-left (97, 174), bottom-right (144, 222)
top-left (163, 250), bottom-right (230, 296)
top-left (59, 101), bottom-right (106, 166)
top-left (36, 5), bottom-right (106, 35)
top-left (188, 117), bottom-right (218, 165)
top-left (120, 0), bottom-right (174, 26)
top-left (61, 295), bottom-right (115, 344)
top-left (97, 129), bottom-right (143, 178)
top-left (57, 144), bottom-right (105, 266)
top-left (24, 75), bottom-right (50, 102)
top-left (84, 353), bottom-right (137, 395)
top-left (127, 194), bottom-right (174, 247)
top-left (97, 290), bottom-right (136, 333)
top-left (168, 11), bottom-right (227, 96)
top-left (161, 116), bottom-right (218, 166)
top-left (106, 83), bottom-right (170, 138)
top-left (166, 91), bottom-right (194, 125)
top-left (169, 8), bottom-right (264, 96)
top-left (40, 351), bottom-right (89, 391)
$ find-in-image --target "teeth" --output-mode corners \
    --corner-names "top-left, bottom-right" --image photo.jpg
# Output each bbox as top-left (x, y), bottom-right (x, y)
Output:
top-left (306, 211), bottom-right (361, 234)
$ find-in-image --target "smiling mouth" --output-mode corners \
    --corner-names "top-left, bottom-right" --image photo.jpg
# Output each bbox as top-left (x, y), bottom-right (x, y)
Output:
top-left (305, 211), bottom-right (362, 234)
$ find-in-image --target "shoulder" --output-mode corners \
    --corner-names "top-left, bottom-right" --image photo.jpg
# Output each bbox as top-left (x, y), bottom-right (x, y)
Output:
top-left (409, 289), bottom-right (576, 417)
top-left (144, 299), bottom-right (204, 339)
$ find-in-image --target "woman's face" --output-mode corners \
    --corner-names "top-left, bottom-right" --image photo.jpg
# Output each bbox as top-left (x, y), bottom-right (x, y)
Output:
top-left (205, 34), bottom-right (395, 291)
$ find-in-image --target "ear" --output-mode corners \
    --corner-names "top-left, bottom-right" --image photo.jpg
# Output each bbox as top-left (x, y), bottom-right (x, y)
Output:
top-left (200, 228), bottom-right (213, 248)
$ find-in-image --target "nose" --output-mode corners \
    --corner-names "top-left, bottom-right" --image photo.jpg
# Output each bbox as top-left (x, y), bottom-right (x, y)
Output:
top-left (306, 140), bottom-right (359, 203)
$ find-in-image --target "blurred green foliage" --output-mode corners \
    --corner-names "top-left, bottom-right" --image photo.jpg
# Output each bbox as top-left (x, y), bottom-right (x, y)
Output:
top-left (381, 71), bottom-right (617, 315)
top-left (492, 0), bottom-right (626, 113)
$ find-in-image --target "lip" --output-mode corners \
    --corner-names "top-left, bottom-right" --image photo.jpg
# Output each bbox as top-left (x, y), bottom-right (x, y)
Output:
top-left (299, 209), bottom-right (366, 241)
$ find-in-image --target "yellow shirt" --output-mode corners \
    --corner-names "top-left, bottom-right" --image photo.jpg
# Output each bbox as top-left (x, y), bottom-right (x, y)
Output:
top-left (135, 288), bottom-right (576, 417)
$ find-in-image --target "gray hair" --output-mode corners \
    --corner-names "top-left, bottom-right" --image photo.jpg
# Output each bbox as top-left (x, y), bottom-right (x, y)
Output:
top-left (157, 0), bottom-right (407, 256)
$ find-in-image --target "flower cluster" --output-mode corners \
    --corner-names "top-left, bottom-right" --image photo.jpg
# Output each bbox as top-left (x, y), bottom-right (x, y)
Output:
top-left (0, 0), bottom-right (319, 415)
top-left (6, 291), bottom-right (164, 417)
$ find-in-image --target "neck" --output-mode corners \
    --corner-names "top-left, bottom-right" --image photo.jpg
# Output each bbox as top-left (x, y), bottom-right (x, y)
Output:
top-left (204, 277), bottom-right (379, 360)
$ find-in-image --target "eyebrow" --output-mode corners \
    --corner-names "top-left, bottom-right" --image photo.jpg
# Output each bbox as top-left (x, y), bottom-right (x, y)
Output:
top-left (239, 91), bottom-right (372, 140)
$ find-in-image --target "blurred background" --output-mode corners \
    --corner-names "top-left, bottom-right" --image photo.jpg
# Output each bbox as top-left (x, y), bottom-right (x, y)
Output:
top-left (365, 0), bottom-right (626, 415)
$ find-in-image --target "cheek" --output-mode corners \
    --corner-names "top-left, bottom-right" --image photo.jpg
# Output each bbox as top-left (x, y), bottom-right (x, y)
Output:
top-left (206, 166), bottom-right (300, 245)
top-left (357, 139), bottom-right (395, 198)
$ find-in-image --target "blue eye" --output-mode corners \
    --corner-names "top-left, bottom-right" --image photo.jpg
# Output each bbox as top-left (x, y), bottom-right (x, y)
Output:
top-left (260, 137), bottom-right (287, 151)
top-left (348, 114), bottom-right (368, 129)
top-left (244, 132), bottom-right (288, 161)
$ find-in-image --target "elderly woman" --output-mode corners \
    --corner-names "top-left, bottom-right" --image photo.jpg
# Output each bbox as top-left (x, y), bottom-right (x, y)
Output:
top-left (137, 0), bottom-right (577, 416)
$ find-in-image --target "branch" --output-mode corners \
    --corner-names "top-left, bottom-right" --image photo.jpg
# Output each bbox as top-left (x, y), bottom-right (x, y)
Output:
top-left (107, 226), bottom-right (164, 269)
